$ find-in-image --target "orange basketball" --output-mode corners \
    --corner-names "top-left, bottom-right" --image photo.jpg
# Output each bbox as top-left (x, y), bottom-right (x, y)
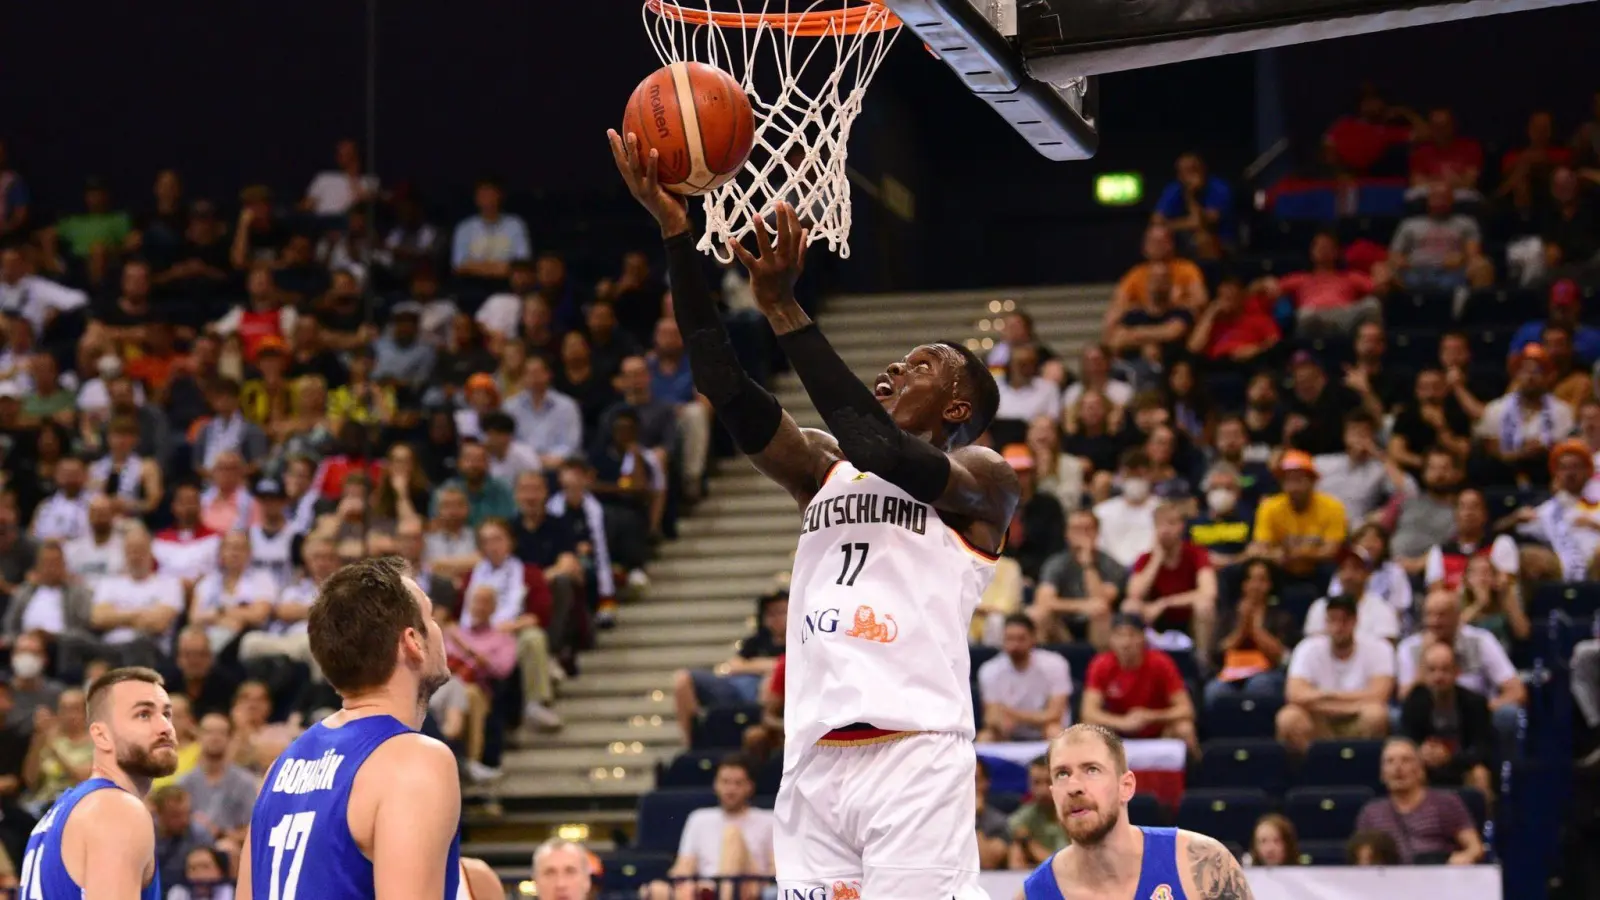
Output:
top-left (622, 61), bottom-right (755, 196)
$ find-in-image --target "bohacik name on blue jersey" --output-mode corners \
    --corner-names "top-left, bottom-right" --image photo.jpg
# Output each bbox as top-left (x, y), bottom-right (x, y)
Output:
top-left (802, 490), bottom-right (928, 537)
top-left (269, 749), bottom-right (346, 795)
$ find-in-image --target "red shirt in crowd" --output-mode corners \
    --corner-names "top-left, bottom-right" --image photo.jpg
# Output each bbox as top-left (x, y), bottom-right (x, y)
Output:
top-left (1131, 541), bottom-right (1212, 625)
top-left (1279, 269), bottom-right (1375, 312)
top-left (1410, 138), bottom-right (1484, 186)
top-left (1085, 648), bottom-right (1185, 739)
top-left (1202, 296), bottom-right (1280, 361)
top-left (770, 655), bottom-right (786, 696)
top-left (1325, 117), bottom-right (1412, 173)
top-left (1501, 145), bottom-right (1574, 173)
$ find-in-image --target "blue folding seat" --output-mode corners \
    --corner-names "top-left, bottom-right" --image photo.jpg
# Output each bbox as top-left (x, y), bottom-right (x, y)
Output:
top-left (634, 789), bottom-right (715, 853)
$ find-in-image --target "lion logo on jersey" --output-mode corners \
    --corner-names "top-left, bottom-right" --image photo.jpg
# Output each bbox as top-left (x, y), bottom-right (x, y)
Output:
top-left (844, 605), bottom-right (898, 643)
top-left (831, 881), bottom-right (862, 900)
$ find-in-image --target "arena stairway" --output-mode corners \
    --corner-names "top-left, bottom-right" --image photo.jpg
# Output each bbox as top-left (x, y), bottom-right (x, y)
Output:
top-left (462, 283), bottom-right (1113, 885)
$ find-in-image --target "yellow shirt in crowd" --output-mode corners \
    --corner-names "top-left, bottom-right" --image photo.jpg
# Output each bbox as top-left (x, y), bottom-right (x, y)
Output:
top-left (1252, 491), bottom-right (1348, 550)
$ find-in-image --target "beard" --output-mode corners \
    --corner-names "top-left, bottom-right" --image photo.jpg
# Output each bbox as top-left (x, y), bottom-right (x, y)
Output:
top-left (119, 740), bottom-right (180, 779)
top-left (417, 658), bottom-right (451, 705)
top-left (1060, 797), bottom-right (1122, 846)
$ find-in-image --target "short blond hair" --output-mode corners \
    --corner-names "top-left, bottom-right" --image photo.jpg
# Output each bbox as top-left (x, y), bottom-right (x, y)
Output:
top-left (1050, 723), bottom-right (1129, 774)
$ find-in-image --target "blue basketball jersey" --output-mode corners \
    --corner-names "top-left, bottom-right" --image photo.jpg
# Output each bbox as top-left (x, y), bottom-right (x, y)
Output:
top-left (249, 714), bottom-right (462, 900)
top-left (1023, 826), bottom-right (1190, 900)
top-left (17, 777), bottom-right (162, 900)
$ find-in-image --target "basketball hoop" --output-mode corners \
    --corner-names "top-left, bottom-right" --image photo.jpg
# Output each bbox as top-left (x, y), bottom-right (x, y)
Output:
top-left (643, 0), bottom-right (901, 261)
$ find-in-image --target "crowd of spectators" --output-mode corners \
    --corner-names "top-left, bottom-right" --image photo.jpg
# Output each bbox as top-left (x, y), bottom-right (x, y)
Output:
top-left (5, 85), bottom-right (1600, 896)
top-left (0, 134), bottom-right (776, 895)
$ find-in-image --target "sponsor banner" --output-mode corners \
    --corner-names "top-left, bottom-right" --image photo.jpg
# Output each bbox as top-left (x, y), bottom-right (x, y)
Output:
top-left (978, 863), bottom-right (1502, 900)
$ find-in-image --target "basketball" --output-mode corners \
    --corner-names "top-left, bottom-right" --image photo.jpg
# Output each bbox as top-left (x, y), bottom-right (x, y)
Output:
top-left (622, 61), bottom-right (755, 196)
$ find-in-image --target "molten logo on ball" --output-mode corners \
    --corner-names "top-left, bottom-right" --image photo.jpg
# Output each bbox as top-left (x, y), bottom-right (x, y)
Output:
top-left (647, 84), bottom-right (671, 140)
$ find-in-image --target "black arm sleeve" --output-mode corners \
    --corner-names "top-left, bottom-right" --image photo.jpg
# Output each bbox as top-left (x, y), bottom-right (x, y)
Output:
top-left (663, 233), bottom-right (783, 455)
top-left (775, 322), bottom-right (952, 504)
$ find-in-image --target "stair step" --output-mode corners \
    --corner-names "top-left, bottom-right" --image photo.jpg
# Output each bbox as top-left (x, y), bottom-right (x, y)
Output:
top-left (617, 598), bottom-right (758, 624)
top-left (654, 531), bottom-right (797, 558)
top-left (648, 554), bottom-right (792, 579)
top-left (498, 745), bottom-right (660, 771)
top-left (464, 807), bottom-right (639, 828)
top-left (677, 513), bottom-right (802, 539)
top-left (560, 669), bottom-right (678, 697)
top-left (466, 771), bottom-right (654, 799)
top-left (518, 720), bottom-right (679, 749)
top-left (598, 621), bottom-right (749, 648)
top-left (582, 645), bottom-right (729, 672)
top-left (694, 493), bottom-right (798, 516)
top-left (553, 693), bottom-right (675, 721)
top-left (642, 575), bottom-right (780, 601)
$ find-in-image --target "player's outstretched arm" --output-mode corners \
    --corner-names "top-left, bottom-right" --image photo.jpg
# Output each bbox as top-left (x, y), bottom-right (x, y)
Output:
top-left (607, 129), bottom-right (838, 507)
top-left (730, 204), bottom-right (1019, 536)
top-left (1183, 832), bottom-right (1255, 900)
top-left (371, 734), bottom-right (463, 900)
top-left (73, 789), bottom-right (158, 900)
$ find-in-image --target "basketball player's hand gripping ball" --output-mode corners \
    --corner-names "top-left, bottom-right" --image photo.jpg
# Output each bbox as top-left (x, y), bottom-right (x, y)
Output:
top-left (607, 129), bottom-right (690, 237)
top-left (622, 62), bottom-right (755, 195)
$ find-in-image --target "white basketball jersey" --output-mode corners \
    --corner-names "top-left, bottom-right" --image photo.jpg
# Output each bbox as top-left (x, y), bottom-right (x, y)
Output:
top-left (783, 459), bottom-right (996, 767)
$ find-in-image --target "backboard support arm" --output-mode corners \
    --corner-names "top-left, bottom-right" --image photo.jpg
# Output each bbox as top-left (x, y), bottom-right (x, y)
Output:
top-left (887, 0), bottom-right (1099, 160)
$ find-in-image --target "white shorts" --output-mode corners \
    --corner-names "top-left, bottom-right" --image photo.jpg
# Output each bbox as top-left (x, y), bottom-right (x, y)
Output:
top-left (774, 731), bottom-right (989, 900)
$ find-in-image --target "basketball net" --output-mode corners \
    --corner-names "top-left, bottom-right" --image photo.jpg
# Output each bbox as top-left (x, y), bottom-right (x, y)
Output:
top-left (643, 0), bottom-right (900, 261)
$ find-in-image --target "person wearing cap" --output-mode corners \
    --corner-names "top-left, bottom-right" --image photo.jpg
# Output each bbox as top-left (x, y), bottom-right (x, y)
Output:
top-left (246, 478), bottom-right (297, 588)
top-left (1249, 450), bottom-right (1348, 581)
top-left (1000, 444), bottom-right (1066, 582)
top-left (372, 300), bottom-right (436, 388)
top-left (1304, 544), bottom-right (1401, 642)
top-left (1277, 593), bottom-right (1395, 755)
top-left (530, 837), bottom-right (597, 900)
top-left (1080, 613), bottom-right (1198, 755)
top-left (1477, 342), bottom-right (1574, 488)
top-left (1513, 439), bottom-right (1600, 582)
top-left (1509, 277), bottom-right (1600, 367)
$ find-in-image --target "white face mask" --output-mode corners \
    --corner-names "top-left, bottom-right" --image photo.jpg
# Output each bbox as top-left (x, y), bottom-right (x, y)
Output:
top-left (11, 652), bottom-right (44, 679)
top-left (1207, 488), bottom-right (1238, 514)
top-left (1121, 478), bottom-right (1151, 503)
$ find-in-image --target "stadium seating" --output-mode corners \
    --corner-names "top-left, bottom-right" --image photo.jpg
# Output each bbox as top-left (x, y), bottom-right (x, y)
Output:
top-left (1175, 789), bottom-right (1271, 848)
top-left (1204, 694), bottom-right (1284, 740)
top-left (1297, 740), bottom-right (1386, 792)
top-left (1282, 786), bottom-right (1375, 841)
top-left (1297, 839), bottom-right (1351, 865)
top-left (657, 751), bottom-right (725, 789)
top-left (1192, 739), bottom-right (1291, 793)
top-left (694, 706), bottom-right (763, 749)
top-left (599, 851), bottom-right (674, 893)
top-left (634, 789), bottom-right (716, 853)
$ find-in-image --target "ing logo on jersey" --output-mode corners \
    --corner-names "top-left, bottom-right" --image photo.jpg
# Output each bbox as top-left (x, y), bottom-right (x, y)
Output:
top-left (831, 881), bottom-right (862, 900)
top-left (1150, 884), bottom-right (1174, 900)
top-left (843, 605), bottom-right (898, 643)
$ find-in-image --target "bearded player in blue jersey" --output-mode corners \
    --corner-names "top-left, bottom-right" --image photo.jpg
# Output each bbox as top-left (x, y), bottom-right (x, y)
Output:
top-left (16, 667), bottom-right (180, 900)
top-left (1021, 725), bottom-right (1253, 900)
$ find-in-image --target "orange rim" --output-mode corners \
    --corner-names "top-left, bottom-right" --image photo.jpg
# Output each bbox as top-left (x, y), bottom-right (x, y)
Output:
top-left (645, 0), bottom-right (901, 36)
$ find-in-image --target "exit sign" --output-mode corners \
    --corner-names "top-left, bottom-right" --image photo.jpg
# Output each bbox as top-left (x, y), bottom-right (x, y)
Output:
top-left (1095, 172), bottom-right (1143, 206)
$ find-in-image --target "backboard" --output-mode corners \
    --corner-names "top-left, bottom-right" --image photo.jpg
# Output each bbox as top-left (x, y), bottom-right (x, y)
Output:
top-left (886, 0), bottom-right (1595, 161)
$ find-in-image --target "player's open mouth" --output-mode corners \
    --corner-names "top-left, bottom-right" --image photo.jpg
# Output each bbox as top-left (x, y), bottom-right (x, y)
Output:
top-left (873, 376), bottom-right (895, 399)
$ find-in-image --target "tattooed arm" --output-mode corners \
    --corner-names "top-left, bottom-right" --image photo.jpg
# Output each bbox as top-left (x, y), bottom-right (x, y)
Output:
top-left (1183, 832), bottom-right (1255, 900)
